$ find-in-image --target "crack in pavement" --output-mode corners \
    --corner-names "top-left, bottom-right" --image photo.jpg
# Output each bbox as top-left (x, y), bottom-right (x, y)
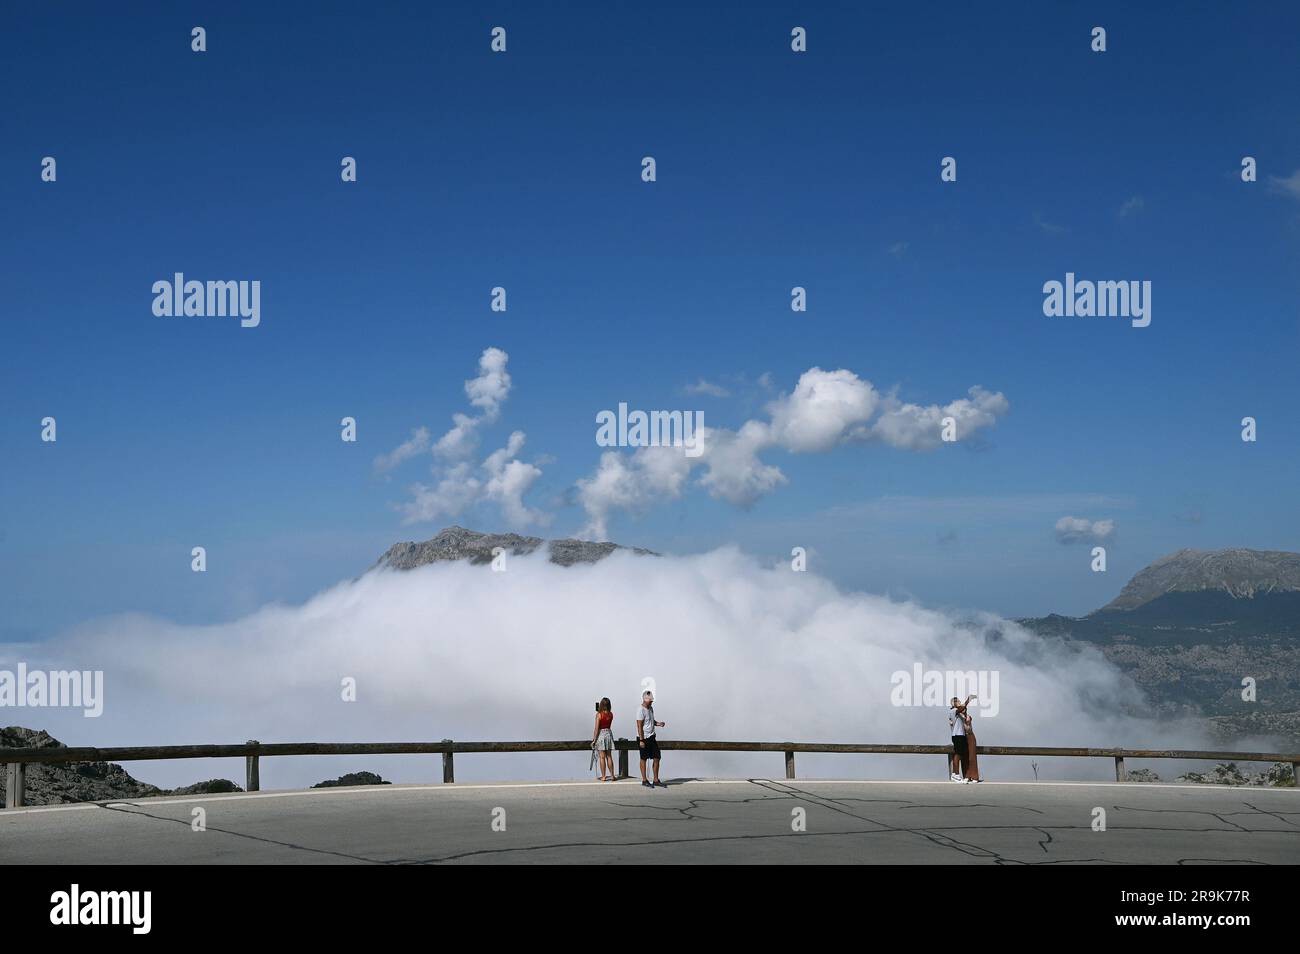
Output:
top-left (1111, 803), bottom-right (1257, 833)
top-left (1033, 827), bottom-right (1054, 853)
top-left (597, 792), bottom-right (796, 823)
top-left (399, 820), bottom-right (1291, 865)
top-left (1237, 802), bottom-right (1300, 827)
top-left (751, 779), bottom-right (1038, 863)
top-left (98, 802), bottom-right (387, 865)
top-left (400, 780), bottom-right (1116, 865)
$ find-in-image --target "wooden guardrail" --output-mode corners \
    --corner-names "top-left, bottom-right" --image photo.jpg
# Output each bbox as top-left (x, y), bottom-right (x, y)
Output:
top-left (4, 739), bottom-right (1298, 808)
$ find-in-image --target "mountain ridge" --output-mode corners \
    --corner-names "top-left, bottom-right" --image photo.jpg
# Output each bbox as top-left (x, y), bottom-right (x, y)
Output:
top-left (1018, 546), bottom-right (1300, 745)
top-left (372, 525), bottom-right (658, 571)
top-left (1098, 547), bottom-right (1300, 613)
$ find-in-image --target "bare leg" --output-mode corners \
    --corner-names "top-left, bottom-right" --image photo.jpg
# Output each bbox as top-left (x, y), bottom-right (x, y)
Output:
top-left (653, 757), bottom-right (661, 784)
top-left (640, 756), bottom-right (648, 782)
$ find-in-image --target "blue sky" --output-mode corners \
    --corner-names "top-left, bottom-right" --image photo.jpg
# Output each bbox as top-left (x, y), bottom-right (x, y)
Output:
top-left (2, 1), bottom-right (1298, 640)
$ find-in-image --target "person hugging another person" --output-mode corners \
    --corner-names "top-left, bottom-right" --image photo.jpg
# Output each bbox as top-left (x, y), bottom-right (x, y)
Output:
top-left (948, 695), bottom-right (981, 783)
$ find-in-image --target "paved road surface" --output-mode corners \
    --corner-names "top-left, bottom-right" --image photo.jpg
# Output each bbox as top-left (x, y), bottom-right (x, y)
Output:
top-left (2, 778), bottom-right (1297, 864)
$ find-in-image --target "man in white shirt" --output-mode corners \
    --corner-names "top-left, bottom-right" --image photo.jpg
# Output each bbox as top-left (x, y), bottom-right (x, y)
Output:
top-left (637, 690), bottom-right (666, 788)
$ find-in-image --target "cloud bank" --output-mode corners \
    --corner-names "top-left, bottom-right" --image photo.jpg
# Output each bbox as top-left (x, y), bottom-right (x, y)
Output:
top-left (13, 547), bottom-right (1215, 789)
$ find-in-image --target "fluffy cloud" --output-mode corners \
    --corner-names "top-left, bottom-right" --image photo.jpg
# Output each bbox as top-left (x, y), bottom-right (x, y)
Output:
top-left (404, 431), bottom-right (548, 528)
top-left (695, 421), bottom-right (786, 507)
top-left (576, 445), bottom-right (694, 540)
top-left (869, 386), bottom-right (1009, 451)
top-left (378, 352), bottom-right (1008, 539)
top-left (380, 349), bottom-right (547, 528)
top-left (372, 426), bottom-right (431, 474)
top-left (433, 413), bottom-right (480, 460)
top-left (578, 367), bottom-right (1008, 537)
top-left (1054, 516), bottom-right (1116, 545)
top-left (765, 368), bottom-right (880, 452)
top-left (465, 347), bottom-right (512, 419)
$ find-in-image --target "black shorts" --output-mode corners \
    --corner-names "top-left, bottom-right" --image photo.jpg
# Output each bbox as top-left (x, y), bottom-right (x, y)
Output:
top-left (639, 735), bottom-right (661, 760)
top-left (952, 736), bottom-right (968, 756)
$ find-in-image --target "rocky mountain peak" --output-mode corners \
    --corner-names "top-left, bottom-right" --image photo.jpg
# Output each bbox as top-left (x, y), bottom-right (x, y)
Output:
top-left (373, 526), bottom-right (657, 571)
top-left (1099, 547), bottom-right (1300, 612)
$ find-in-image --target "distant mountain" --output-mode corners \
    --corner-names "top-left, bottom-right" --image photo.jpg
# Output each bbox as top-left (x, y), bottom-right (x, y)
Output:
top-left (1100, 548), bottom-right (1300, 612)
top-left (373, 525), bottom-right (657, 571)
top-left (1023, 548), bottom-right (1300, 644)
top-left (1019, 548), bottom-right (1300, 745)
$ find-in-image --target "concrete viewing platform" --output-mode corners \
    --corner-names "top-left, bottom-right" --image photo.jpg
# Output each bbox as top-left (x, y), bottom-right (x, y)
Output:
top-left (2, 777), bottom-right (1296, 864)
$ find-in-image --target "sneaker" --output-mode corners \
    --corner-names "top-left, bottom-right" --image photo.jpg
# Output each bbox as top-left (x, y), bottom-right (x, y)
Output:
top-left (950, 773), bottom-right (962, 782)
top-left (641, 780), bottom-right (652, 788)
top-left (655, 781), bottom-right (667, 788)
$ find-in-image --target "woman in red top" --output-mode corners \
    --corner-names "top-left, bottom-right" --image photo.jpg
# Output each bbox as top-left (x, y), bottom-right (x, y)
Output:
top-left (593, 698), bottom-right (616, 781)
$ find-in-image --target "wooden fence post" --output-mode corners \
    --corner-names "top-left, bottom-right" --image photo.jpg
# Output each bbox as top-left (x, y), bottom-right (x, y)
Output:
top-left (784, 750), bottom-right (796, 779)
top-left (245, 740), bottom-right (260, 792)
top-left (442, 739), bottom-right (454, 783)
top-left (1114, 755), bottom-right (1126, 782)
top-left (5, 762), bottom-right (26, 808)
top-left (617, 739), bottom-right (629, 779)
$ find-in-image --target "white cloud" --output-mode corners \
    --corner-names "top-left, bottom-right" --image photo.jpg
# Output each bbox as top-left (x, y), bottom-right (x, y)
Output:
top-left (372, 426), bottom-right (431, 474)
top-left (576, 446), bottom-right (693, 540)
top-left (1118, 195), bottom-right (1145, 218)
top-left (430, 348), bottom-right (515, 459)
top-left (401, 463), bottom-right (482, 523)
top-left (683, 378), bottom-right (731, 398)
top-left (766, 368), bottom-right (880, 453)
top-left (378, 352), bottom-right (1007, 538)
top-left (1267, 168), bottom-right (1300, 202)
top-left (1054, 516), bottom-right (1116, 545)
top-left (382, 348), bottom-right (546, 529)
top-left (576, 367), bottom-right (1008, 537)
top-left (869, 386), bottom-right (1009, 451)
top-left (695, 421), bottom-right (787, 507)
top-left (483, 432), bottom-right (547, 528)
top-left (404, 431), bottom-right (549, 529)
top-left (465, 347), bottom-right (512, 419)
top-left (433, 413), bottom-right (480, 460)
